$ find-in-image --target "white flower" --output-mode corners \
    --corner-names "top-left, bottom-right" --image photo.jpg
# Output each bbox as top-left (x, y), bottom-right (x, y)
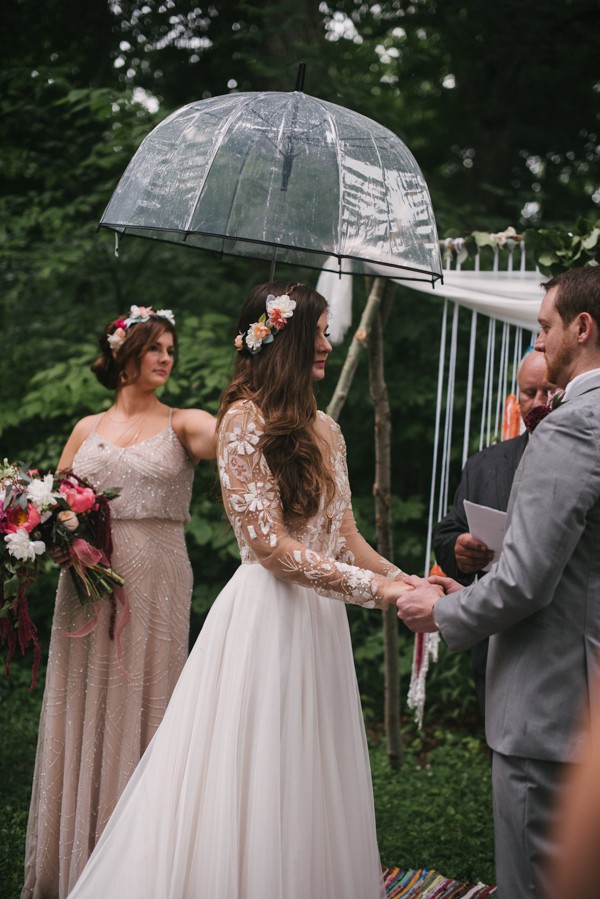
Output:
top-left (244, 481), bottom-right (275, 513)
top-left (26, 474), bottom-right (61, 511)
top-left (155, 308), bottom-right (176, 326)
top-left (226, 423), bottom-right (261, 456)
top-left (107, 328), bottom-right (126, 350)
top-left (266, 294), bottom-right (296, 319)
top-left (4, 528), bottom-right (46, 562)
top-left (245, 322), bottom-right (273, 353)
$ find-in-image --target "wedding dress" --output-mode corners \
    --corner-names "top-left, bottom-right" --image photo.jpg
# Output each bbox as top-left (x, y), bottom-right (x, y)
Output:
top-left (68, 401), bottom-right (401, 899)
top-left (23, 412), bottom-right (195, 898)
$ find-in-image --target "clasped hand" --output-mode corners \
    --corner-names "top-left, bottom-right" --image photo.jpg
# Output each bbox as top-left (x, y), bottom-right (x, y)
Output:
top-left (395, 574), bottom-right (463, 633)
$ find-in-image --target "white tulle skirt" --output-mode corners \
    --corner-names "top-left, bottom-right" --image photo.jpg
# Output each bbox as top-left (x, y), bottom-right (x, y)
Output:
top-left (68, 564), bottom-right (385, 899)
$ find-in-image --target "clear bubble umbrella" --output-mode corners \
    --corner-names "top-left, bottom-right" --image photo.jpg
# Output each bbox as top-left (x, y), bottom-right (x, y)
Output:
top-left (99, 87), bottom-right (442, 285)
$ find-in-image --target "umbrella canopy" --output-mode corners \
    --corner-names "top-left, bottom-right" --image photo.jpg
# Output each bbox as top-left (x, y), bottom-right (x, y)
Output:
top-left (99, 90), bottom-right (442, 285)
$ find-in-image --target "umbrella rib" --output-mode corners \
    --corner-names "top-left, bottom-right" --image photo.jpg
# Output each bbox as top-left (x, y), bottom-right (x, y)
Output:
top-left (184, 93), bottom-right (260, 238)
top-left (311, 97), bottom-right (344, 263)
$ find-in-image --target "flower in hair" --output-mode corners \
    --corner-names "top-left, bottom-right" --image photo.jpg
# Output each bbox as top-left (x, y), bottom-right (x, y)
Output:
top-left (266, 294), bottom-right (295, 329)
top-left (107, 327), bottom-right (127, 350)
top-left (235, 294), bottom-right (296, 354)
top-left (108, 305), bottom-right (176, 353)
top-left (155, 308), bottom-right (175, 326)
top-left (124, 305), bottom-right (154, 327)
top-left (245, 317), bottom-right (274, 353)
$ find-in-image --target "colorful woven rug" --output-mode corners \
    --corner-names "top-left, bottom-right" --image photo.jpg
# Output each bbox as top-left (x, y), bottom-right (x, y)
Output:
top-left (383, 866), bottom-right (497, 897)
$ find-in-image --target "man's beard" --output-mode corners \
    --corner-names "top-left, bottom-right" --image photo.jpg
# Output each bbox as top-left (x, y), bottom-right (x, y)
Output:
top-left (545, 337), bottom-right (572, 387)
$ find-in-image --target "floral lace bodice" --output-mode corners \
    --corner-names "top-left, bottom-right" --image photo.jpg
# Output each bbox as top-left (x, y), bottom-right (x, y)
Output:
top-left (217, 401), bottom-right (404, 607)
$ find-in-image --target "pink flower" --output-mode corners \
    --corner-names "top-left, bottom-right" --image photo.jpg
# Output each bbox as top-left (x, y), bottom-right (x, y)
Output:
top-left (137, 306), bottom-right (153, 318)
top-left (267, 308), bottom-right (288, 330)
top-left (234, 334), bottom-right (244, 351)
top-left (3, 503), bottom-right (41, 534)
top-left (252, 323), bottom-right (271, 341)
top-left (60, 480), bottom-right (97, 514)
top-left (107, 327), bottom-right (126, 351)
top-left (112, 319), bottom-right (127, 330)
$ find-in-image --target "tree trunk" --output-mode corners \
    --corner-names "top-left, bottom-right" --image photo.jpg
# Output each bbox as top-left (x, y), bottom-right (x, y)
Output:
top-left (327, 277), bottom-right (402, 769)
top-left (367, 283), bottom-right (402, 770)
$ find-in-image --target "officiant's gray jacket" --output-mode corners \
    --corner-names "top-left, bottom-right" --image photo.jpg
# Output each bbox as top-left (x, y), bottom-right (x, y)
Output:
top-left (435, 371), bottom-right (600, 763)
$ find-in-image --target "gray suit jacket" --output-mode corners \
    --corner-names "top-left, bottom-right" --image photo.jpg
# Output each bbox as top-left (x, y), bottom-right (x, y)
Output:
top-left (435, 371), bottom-right (600, 762)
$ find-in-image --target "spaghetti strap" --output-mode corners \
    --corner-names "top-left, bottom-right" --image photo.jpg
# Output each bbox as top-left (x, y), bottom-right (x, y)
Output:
top-left (168, 407), bottom-right (175, 427)
top-left (92, 412), bottom-right (108, 433)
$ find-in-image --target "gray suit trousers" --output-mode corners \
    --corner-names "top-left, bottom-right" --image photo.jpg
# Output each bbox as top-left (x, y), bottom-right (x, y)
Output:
top-left (492, 752), bottom-right (570, 898)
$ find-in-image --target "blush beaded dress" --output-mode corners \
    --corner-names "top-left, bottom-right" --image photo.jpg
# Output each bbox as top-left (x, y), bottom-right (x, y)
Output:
top-left (22, 410), bottom-right (195, 899)
top-left (66, 401), bottom-right (401, 899)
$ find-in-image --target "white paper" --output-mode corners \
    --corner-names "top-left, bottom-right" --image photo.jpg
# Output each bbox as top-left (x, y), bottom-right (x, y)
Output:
top-left (463, 500), bottom-right (507, 572)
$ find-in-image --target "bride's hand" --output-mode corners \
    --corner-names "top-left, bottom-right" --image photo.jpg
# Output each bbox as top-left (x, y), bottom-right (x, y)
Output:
top-left (377, 577), bottom-right (415, 608)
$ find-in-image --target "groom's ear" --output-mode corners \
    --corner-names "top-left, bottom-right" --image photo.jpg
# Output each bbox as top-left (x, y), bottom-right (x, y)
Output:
top-left (576, 311), bottom-right (595, 343)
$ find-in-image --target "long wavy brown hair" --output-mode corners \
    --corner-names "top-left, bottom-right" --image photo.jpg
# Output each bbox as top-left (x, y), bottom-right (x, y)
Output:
top-left (217, 281), bottom-right (336, 524)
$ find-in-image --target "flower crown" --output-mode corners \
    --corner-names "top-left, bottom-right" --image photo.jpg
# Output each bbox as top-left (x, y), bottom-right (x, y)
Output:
top-left (107, 305), bottom-right (176, 353)
top-left (235, 294), bottom-right (297, 354)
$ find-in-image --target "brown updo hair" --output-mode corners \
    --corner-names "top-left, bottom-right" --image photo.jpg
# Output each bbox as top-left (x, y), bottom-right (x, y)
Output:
top-left (218, 281), bottom-right (335, 525)
top-left (92, 314), bottom-right (178, 390)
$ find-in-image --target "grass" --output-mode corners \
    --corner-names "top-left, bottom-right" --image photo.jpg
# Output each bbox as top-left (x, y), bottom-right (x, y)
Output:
top-left (371, 726), bottom-right (495, 886)
top-left (0, 667), bottom-right (44, 899)
top-left (0, 666), bottom-right (495, 898)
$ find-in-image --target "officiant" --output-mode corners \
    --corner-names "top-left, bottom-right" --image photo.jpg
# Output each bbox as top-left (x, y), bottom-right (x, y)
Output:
top-left (432, 349), bottom-right (554, 714)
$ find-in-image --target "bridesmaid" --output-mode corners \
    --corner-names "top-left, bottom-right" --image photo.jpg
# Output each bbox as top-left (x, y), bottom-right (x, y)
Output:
top-left (22, 305), bottom-right (216, 899)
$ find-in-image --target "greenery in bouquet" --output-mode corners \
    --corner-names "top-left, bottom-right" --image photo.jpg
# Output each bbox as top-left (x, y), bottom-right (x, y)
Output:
top-left (0, 460), bottom-right (124, 687)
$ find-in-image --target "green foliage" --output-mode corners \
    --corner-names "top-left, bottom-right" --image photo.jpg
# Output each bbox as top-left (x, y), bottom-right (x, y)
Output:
top-left (524, 218), bottom-right (600, 275)
top-left (0, 671), bottom-right (45, 899)
top-left (371, 729), bottom-right (494, 884)
top-left (419, 643), bottom-right (480, 725)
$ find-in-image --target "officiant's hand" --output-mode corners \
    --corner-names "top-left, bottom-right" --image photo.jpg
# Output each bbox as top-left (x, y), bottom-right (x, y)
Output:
top-left (454, 532), bottom-right (494, 574)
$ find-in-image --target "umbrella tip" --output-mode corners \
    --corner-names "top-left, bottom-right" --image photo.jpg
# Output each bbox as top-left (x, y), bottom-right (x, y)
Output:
top-left (295, 63), bottom-right (306, 92)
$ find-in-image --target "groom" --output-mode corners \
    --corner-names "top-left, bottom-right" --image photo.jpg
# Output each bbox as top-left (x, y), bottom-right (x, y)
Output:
top-left (397, 265), bottom-right (600, 899)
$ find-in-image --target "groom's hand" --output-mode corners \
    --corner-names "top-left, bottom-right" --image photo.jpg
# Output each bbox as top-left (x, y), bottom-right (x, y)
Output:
top-left (396, 582), bottom-right (444, 633)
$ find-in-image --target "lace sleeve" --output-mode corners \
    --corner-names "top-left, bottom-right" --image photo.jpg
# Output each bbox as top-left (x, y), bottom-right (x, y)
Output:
top-left (329, 418), bottom-right (407, 579)
top-left (217, 402), bottom-right (388, 608)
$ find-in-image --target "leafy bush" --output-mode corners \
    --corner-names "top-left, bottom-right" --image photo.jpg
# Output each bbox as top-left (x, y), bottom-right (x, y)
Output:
top-left (371, 729), bottom-right (494, 885)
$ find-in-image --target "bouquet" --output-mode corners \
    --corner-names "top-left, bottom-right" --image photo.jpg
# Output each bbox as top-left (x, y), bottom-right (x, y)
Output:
top-left (0, 459), bottom-right (124, 687)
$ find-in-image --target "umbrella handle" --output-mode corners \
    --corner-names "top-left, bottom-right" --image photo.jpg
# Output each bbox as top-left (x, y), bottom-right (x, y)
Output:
top-left (295, 63), bottom-right (306, 92)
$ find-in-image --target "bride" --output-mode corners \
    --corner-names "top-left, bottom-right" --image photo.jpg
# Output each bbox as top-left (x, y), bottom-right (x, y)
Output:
top-left (67, 281), bottom-right (415, 899)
